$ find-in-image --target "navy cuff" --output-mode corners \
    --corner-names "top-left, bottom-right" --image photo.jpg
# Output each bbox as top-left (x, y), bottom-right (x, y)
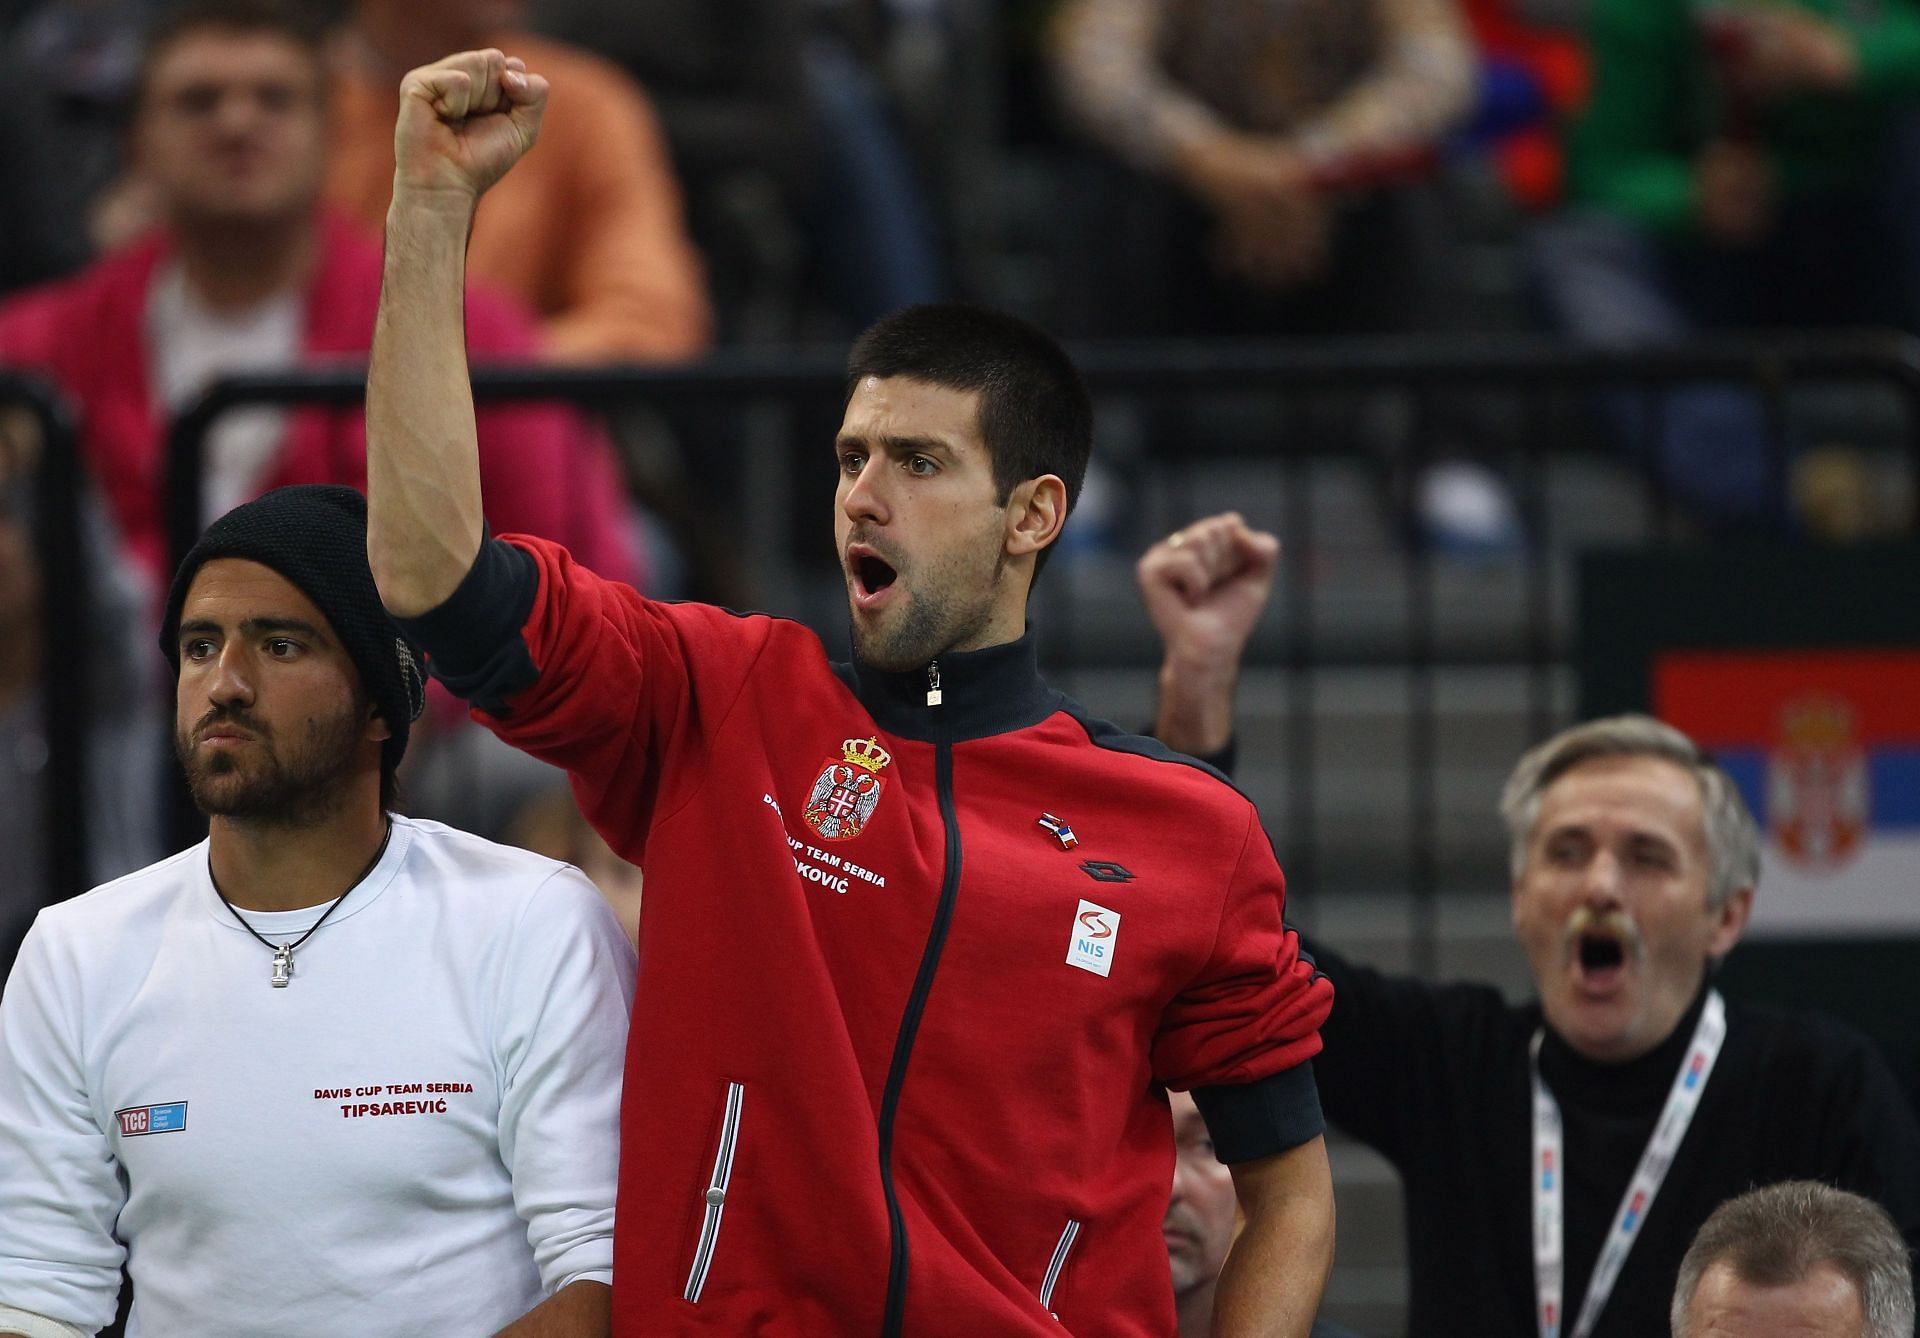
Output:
top-left (392, 533), bottom-right (540, 714)
top-left (1191, 1062), bottom-right (1324, 1163)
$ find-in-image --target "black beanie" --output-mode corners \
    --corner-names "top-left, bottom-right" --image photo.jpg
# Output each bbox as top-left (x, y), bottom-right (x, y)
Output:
top-left (160, 484), bottom-right (427, 775)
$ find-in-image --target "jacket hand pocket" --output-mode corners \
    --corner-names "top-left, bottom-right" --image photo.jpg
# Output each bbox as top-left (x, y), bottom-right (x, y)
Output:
top-left (683, 1080), bottom-right (746, 1304)
top-left (1039, 1217), bottom-right (1083, 1319)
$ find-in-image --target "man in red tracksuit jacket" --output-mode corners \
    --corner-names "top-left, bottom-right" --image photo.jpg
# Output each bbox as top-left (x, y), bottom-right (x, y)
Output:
top-left (365, 49), bottom-right (1336, 1338)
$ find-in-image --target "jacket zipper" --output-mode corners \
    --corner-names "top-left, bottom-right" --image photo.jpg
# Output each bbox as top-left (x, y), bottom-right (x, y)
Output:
top-left (877, 659), bottom-right (960, 1336)
top-left (1039, 1219), bottom-right (1082, 1313)
top-left (683, 1080), bottom-right (746, 1303)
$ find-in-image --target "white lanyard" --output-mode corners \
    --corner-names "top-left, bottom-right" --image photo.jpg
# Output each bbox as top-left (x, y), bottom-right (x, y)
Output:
top-left (1531, 989), bottom-right (1727, 1338)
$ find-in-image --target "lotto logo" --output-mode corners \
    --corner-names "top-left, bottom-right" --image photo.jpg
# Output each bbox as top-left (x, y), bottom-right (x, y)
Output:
top-left (115, 1102), bottom-right (188, 1137)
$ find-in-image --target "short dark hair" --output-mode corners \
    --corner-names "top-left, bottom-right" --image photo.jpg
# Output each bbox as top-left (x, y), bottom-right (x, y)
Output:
top-left (1672, 1181), bottom-right (1914, 1338)
top-left (134, 0), bottom-right (327, 115)
top-left (845, 304), bottom-right (1093, 577)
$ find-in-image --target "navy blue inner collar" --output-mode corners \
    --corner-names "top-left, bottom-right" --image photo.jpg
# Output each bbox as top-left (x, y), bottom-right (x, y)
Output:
top-left (838, 631), bottom-right (1065, 743)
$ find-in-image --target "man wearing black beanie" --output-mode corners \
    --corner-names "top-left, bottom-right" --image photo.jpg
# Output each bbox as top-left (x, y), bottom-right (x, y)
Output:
top-left (159, 483), bottom-right (427, 806)
top-left (0, 485), bottom-right (636, 1337)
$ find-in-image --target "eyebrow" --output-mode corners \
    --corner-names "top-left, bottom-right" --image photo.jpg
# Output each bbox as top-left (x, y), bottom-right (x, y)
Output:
top-left (178, 616), bottom-right (330, 643)
top-left (1541, 822), bottom-right (1681, 851)
top-left (836, 433), bottom-right (958, 457)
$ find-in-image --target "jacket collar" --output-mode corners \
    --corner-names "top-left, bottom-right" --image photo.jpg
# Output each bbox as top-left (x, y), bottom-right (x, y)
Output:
top-left (844, 630), bottom-right (1064, 743)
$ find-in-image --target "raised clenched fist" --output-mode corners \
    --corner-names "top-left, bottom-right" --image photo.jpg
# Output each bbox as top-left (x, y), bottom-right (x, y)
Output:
top-left (392, 48), bottom-right (549, 208)
top-left (1138, 512), bottom-right (1281, 757)
top-left (1138, 513), bottom-right (1280, 667)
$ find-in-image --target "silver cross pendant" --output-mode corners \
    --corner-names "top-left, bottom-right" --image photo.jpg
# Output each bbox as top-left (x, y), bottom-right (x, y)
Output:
top-left (271, 944), bottom-right (293, 988)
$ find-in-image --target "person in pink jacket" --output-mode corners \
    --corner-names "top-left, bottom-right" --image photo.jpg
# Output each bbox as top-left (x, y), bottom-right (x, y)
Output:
top-left (0, 0), bottom-right (641, 593)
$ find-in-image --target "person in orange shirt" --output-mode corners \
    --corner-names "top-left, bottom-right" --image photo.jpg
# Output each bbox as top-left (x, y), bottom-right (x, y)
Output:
top-left (327, 0), bottom-right (712, 363)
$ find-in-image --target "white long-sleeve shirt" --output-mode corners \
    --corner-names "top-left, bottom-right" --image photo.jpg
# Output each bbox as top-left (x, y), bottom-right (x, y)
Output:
top-left (0, 815), bottom-right (636, 1337)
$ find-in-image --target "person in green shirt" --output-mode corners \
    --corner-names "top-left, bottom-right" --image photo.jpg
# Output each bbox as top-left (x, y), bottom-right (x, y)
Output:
top-left (1531, 0), bottom-right (1920, 532)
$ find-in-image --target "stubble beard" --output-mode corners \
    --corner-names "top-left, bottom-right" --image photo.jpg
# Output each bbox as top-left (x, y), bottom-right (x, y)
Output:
top-left (175, 702), bottom-right (365, 828)
top-left (851, 544), bottom-right (1008, 673)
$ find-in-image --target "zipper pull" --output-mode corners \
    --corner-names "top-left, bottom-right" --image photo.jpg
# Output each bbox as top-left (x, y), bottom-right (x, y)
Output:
top-left (925, 660), bottom-right (943, 707)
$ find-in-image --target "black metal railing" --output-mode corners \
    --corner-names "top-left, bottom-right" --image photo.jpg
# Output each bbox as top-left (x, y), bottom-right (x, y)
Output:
top-left (162, 331), bottom-right (1920, 583)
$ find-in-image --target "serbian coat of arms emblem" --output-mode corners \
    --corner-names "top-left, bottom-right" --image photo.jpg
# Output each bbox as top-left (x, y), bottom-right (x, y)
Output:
top-left (804, 735), bottom-right (893, 841)
top-left (1768, 694), bottom-right (1869, 872)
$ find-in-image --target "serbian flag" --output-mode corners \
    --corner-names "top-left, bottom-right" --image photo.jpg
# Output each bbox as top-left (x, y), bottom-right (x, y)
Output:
top-left (1656, 649), bottom-right (1920, 936)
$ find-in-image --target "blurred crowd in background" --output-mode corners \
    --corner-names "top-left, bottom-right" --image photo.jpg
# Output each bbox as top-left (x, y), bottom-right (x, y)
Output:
top-left (5, 0), bottom-right (1920, 956)
top-left (8, 0), bottom-right (1920, 383)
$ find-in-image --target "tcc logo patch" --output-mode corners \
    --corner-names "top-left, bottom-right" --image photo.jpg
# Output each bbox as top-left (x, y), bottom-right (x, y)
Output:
top-left (1066, 899), bottom-right (1120, 977)
top-left (115, 1102), bottom-right (188, 1137)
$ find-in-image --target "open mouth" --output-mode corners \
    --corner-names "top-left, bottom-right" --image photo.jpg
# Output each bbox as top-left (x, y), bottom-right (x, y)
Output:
top-left (848, 547), bottom-right (900, 609)
top-left (1572, 926), bottom-right (1632, 994)
top-left (1578, 934), bottom-right (1625, 973)
top-left (857, 554), bottom-right (897, 595)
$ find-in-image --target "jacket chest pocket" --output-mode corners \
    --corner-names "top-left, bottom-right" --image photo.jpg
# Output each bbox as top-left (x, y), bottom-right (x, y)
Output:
top-left (683, 1080), bottom-right (746, 1304)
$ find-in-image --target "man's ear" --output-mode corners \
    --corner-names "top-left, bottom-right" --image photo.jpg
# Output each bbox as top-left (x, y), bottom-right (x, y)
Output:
top-left (1706, 884), bottom-right (1753, 961)
top-left (365, 704), bottom-right (394, 745)
top-left (1004, 474), bottom-right (1068, 559)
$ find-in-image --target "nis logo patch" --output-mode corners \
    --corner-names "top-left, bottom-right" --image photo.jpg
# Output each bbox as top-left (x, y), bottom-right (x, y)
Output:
top-left (804, 736), bottom-right (892, 842)
top-left (1065, 899), bottom-right (1120, 977)
top-left (115, 1101), bottom-right (188, 1137)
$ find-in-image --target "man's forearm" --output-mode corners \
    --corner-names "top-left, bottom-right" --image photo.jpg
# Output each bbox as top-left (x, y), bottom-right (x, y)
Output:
top-left (367, 192), bottom-right (488, 617)
top-left (491, 1279), bottom-right (611, 1337)
top-left (1214, 1136), bottom-right (1336, 1338)
top-left (1152, 652), bottom-right (1237, 758)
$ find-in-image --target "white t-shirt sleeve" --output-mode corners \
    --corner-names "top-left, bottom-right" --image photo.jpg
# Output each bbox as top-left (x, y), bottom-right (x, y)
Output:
top-left (491, 869), bottom-right (636, 1293)
top-left (0, 919), bottom-right (126, 1330)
